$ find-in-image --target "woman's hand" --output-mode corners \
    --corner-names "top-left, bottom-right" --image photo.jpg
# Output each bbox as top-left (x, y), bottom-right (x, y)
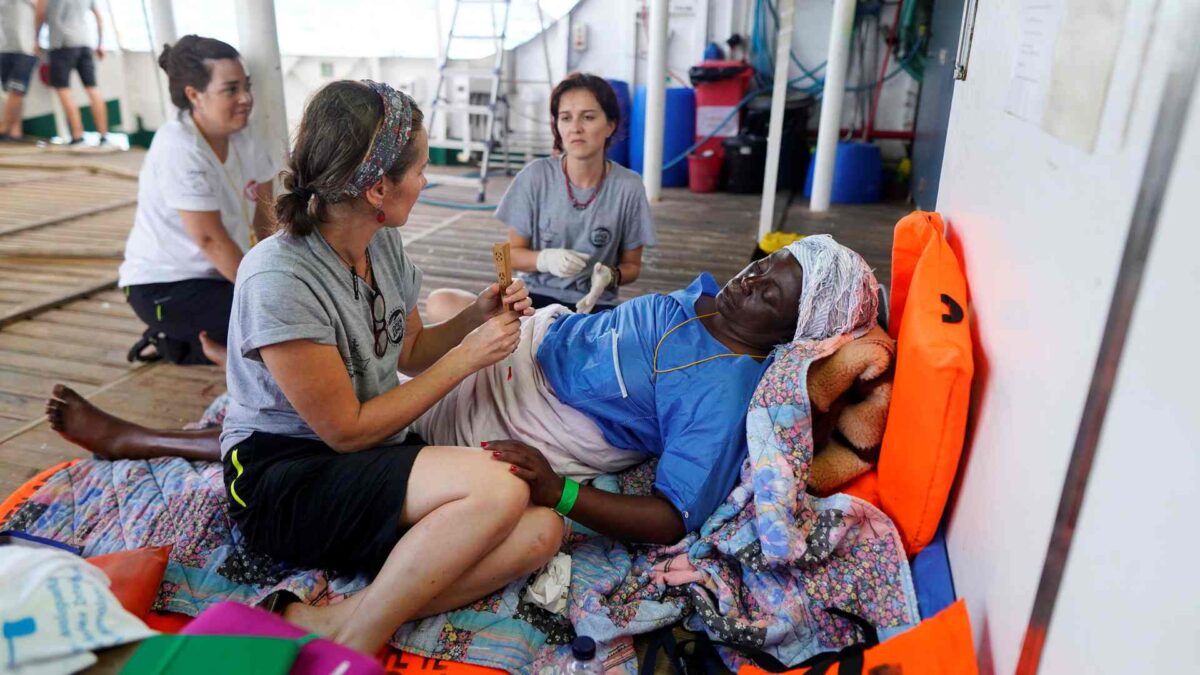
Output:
top-left (455, 311), bottom-right (521, 371)
top-left (486, 440), bottom-right (565, 509)
top-left (575, 263), bottom-right (614, 314)
top-left (475, 279), bottom-right (534, 320)
top-left (536, 249), bottom-right (589, 277)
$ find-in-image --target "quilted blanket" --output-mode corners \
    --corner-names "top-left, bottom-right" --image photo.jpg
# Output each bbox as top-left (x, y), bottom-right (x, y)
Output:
top-left (5, 335), bottom-right (919, 672)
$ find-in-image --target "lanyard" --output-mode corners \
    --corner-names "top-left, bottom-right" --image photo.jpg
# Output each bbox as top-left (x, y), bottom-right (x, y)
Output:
top-left (214, 142), bottom-right (255, 247)
top-left (197, 120), bottom-right (255, 248)
top-left (651, 312), bottom-right (767, 378)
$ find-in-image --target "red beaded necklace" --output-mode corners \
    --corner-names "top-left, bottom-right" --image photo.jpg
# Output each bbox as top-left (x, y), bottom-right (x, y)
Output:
top-left (562, 157), bottom-right (608, 210)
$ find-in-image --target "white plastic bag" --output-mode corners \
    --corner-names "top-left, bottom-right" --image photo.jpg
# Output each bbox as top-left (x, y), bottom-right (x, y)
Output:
top-left (523, 552), bottom-right (572, 615)
top-left (0, 546), bottom-right (154, 673)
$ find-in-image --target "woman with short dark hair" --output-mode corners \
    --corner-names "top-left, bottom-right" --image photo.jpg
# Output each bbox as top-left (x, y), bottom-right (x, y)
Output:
top-left (426, 72), bottom-right (657, 319)
top-left (119, 35), bottom-right (276, 365)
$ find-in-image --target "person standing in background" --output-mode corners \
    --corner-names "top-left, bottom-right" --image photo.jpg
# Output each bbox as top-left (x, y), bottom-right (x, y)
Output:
top-left (35, 0), bottom-right (109, 145)
top-left (0, 0), bottom-right (38, 141)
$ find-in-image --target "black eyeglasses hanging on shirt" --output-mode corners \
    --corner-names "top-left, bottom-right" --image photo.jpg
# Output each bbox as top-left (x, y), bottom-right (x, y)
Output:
top-left (330, 246), bottom-right (402, 358)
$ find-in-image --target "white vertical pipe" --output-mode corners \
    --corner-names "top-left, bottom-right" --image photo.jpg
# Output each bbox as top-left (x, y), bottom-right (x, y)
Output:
top-left (756, 0), bottom-right (796, 239)
top-left (623, 0), bottom-right (637, 88)
top-left (235, 0), bottom-right (289, 166)
top-left (810, 0), bottom-right (857, 213)
top-left (643, 0), bottom-right (669, 202)
top-left (148, 0), bottom-right (177, 126)
top-left (149, 0), bottom-right (177, 46)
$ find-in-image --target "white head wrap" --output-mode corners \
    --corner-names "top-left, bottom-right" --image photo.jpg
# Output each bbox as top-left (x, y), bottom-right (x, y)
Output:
top-left (783, 235), bottom-right (880, 343)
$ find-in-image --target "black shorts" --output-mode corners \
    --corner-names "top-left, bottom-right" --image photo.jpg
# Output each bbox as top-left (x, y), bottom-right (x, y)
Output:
top-left (0, 53), bottom-right (37, 94)
top-left (528, 291), bottom-right (616, 314)
top-left (48, 47), bottom-right (96, 88)
top-left (223, 432), bottom-right (427, 575)
top-left (125, 278), bottom-right (233, 365)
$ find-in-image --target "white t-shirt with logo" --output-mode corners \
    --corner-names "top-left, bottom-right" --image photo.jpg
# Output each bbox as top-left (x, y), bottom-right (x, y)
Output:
top-left (119, 115), bottom-right (278, 287)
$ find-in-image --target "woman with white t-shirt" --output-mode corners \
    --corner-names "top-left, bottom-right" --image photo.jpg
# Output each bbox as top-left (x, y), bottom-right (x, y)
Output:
top-left (118, 35), bottom-right (277, 365)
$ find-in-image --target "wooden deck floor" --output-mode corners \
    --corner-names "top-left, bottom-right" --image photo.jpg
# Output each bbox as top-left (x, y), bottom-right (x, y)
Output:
top-left (0, 148), bottom-right (906, 499)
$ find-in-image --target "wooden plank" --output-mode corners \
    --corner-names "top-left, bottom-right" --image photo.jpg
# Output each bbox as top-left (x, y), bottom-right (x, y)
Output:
top-left (0, 333), bottom-right (134, 369)
top-left (86, 390), bottom-right (216, 426)
top-left (92, 289), bottom-right (128, 302)
top-left (0, 199), bottom-right (139, 236)
top-left (0, 262), bottom-right (114, 280)
top-left (0, 433), bottom-right (85, 474)
top-left (0, 248), bottom-right (123, 259)
top-left (0, 279), bottom-right (120, 328)
top-left (0, 348), bottom-right (129, 384)
top-left (5, 320), bottom-right (140, 349)
top-left (0, 458), bottom-right (47, 500)
top-left (0, 263), bottom-right (116, 280)
top-left (0, 277), bottom-right (78, 293)
top-left (63, 298), bottom-right (136, 319)
top-left (0, 390), bottom-right (45, 420)
top-left (34, 307), bottom-right (141, 334)
top-left (0, 366), bottom-right (95, 398)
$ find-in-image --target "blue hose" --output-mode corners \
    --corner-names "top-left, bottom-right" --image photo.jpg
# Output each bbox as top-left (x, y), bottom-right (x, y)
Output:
top-left (417, 187), bottom-right (499, 210)
top-left (662, 87), bottom-right (771, 171)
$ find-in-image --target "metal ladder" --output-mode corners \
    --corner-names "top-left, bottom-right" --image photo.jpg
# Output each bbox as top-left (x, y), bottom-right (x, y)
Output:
top-left (428, 0), bottom-right (513, 202)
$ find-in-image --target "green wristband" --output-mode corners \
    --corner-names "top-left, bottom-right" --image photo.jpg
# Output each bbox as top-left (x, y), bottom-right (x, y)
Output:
top-left (554, 477), bottom-right (580, 516)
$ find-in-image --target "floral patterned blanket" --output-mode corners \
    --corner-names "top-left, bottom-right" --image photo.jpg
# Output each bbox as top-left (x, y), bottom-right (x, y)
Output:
top-left (568, 337), bottom-right (920, 669)
top-left (4, 336), bottom-right (919, 672)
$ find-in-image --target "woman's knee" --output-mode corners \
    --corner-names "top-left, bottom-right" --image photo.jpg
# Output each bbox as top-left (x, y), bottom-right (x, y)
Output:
top-left (425, 288), bottom-right (474, 323)
top-left (525, 507), bottom-right (565, 565)
top-left (405, 447), bottom-right (530, 527)
top-left (464, 460), bottom-right (530, 526)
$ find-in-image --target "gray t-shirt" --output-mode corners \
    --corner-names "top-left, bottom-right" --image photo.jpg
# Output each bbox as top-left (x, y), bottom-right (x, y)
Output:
top-left (496, 156), bottom-right (656, 305)
top-left (45, 0), bottom-right (95, 49)
top-left (0, 0), bottom-right (36, 54)
top-left (219, 227), bottom-right (423, 458)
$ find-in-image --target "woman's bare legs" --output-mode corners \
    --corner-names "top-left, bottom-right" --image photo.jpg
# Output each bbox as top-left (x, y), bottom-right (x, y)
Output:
top-left (285, 504), bottom-right (563, 636)
top-left (282, 446), bottom-right (562, 654)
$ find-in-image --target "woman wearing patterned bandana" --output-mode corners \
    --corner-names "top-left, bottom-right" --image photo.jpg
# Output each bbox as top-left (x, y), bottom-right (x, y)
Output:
top-left (215, 80), bottom-right (571, 655)
top-left (102, 80), bottom-right (561, 656)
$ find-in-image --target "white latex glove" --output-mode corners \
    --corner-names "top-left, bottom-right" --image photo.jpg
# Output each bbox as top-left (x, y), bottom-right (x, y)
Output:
top-left (536, 248), bottom-right (589, 277)
top-left (574, 263), bottom-right (614, 314)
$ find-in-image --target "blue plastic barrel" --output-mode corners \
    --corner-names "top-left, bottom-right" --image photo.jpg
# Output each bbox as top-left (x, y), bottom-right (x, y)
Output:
top-left (631, 85), bottom-right (696, 187)
top-left (803, 141), bottom-right (882, 204)
top-left (606, 79), bottom-right (632, 167)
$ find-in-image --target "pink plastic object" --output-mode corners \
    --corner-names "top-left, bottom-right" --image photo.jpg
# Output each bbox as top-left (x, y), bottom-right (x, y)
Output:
top-left (182, 601), bottom-right (383, 675)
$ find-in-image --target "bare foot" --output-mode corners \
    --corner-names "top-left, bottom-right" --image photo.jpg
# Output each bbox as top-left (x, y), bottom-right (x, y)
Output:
top-left (198, 331), bottom-right (227, 369)
top-left (45, 384), bottom-right (150, 460)
top-left (281, 595), bottom-right (363, 641)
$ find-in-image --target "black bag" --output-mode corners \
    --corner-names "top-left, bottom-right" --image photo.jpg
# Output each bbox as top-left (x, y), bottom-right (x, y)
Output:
top-left (639, 608), bottom-right (880, 675)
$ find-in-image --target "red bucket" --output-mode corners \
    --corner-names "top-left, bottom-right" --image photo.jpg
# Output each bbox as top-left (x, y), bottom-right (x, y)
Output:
top-left (687, 152), bottom-right (722, 193)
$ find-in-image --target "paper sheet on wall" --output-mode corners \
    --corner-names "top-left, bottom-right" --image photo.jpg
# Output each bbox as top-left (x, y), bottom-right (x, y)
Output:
top-left (1004, 0), bottom-right (1130, 151)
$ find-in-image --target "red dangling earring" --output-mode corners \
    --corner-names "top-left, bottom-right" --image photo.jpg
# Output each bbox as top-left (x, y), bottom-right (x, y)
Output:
top-left (376, 208), bottom-right (386, 224)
